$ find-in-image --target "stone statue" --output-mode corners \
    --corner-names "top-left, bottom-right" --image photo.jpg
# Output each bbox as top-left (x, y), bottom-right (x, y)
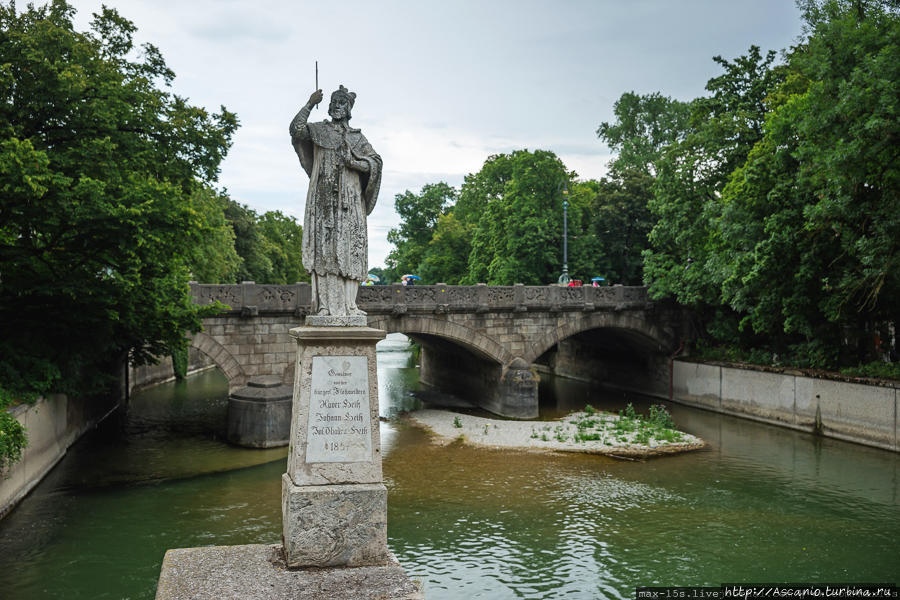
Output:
top-left (290, 85), bottom-right (382, 318)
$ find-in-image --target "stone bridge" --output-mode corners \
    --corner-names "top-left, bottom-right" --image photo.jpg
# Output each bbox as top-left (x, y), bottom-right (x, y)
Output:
top-left (189, 282), bottom-right (687, 418)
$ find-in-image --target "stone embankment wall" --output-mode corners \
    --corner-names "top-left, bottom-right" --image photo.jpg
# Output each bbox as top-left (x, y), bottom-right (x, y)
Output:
top-left (128, 347), bottom-right (216, 393)
top-left (1, 393), bottom-right (116, 518)
top-left (672, 360), bottom-right (899, 452)
top-left (1, 350), bottom-right (215, 519)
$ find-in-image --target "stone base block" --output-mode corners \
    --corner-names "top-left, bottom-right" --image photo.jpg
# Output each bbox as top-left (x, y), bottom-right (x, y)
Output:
top-left (305, 315), bottom-right (368, 327)
top-left (155, 544), bottom-right (422, 600)
top-left (282, 474), bottom-right (389, 568)
top-left (226, 397), bottom-right (291, 448)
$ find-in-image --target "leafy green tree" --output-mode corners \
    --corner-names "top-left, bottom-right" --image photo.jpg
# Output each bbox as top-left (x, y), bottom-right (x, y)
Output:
top-left (710, 0), bottom-right (900, 366)
top-left (187, 187), bottom-right (241, 283)
top-left (597, 92), bottom-right (692, 176)
top-left (461, 150), bottom-right (572, 285)
top-left (0, 0), bottom-right (237, 407)
top-left (642, 45), bottom-right (785, 307)
top-left (385, 182), bottom-right (456, 280)
top-left (258, 210), bottom-right (308, 284)
top-left (223, 199), bottom-right (272, 282)
top-left (418, 212), bottom-right (471, 284)
top-left (587, 172), bottom-right (655, 285)
top-left (218, 200), bottom-right (309, 284)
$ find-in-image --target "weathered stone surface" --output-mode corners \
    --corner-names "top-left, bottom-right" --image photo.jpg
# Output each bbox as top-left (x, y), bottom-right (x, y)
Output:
top-left (281, 477), bottom-right (389, 568)
top-left (286, 326), bottom-right (385, 486)
top-left (188, 283), bottom-right (685, 418)
top-left (290, 87), bottom-right (382, 318)
top-left (305, 314), bottom-right (368, 328)
top-left (155, 544), bottom-right (422, 600)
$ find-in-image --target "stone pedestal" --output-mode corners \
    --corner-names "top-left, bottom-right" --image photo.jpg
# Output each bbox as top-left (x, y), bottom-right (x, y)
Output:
top-left (156, 324), bottom-right (420, 598)
top-left (282, 325), bottom-right (389, 568)
top-left (227, 375), bottom-right (292, 448)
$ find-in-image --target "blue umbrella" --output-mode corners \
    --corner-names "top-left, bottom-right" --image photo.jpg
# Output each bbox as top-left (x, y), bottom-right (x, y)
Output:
top-left (403, 274), bottom-right (421, 280)
top-left (591, 277), bottom-right (605, 282)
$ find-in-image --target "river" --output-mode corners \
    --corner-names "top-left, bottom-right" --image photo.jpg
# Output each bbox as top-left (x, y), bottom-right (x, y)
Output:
top-left (0, 333), bottom-right (897, 599)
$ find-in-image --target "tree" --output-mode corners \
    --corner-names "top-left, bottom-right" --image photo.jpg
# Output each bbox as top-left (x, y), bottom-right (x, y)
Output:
top-left (223, 199), bottom-right (272, 283)
top-left (710, 0), bottom-right (900, 366)
top-left (642, 45), bottom-right (786, 307)
top-left (418, 212), bottom-right (471, 284)
top-left (187, 187), bottom-right (241, 283)
top-left (461, 150), bottom-right (572, 285)
top-left (0, 1), bottom-right (238, 404)
top-left (597, 92), bottom-right (692, 176)
top-left (587, 172), bottom-right (655, 285)
top-left (385, 182), bottom-right (456, 280)
top-left (258, 210), bottom-right (308, 284)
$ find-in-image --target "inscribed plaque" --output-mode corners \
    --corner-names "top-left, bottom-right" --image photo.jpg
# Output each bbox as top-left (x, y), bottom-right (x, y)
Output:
top-left (306, 355), bottom-right (372, 463)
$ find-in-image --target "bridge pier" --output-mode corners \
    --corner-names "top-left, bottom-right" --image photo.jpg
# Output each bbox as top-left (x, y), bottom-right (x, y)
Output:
top-left (417, 336), bottom-right (538, 419)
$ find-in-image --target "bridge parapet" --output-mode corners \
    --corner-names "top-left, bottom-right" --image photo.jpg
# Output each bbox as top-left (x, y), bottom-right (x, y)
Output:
top-left (190, 282), bottom-right (650, 315)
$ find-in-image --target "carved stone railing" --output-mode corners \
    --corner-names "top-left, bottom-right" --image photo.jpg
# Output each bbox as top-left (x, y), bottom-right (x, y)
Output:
top-left (190, 282), bottom-right (651, 316)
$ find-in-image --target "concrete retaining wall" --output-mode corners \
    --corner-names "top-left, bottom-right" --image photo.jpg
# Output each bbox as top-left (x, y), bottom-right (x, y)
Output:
top-left (1, 350), bottom-right (214, 520)
top-left (129, 348), bottom-right (216, 393)
top-left (672, 360), bottom-right (899, 452)
top-left (0, 393), bottom-right (116, 518)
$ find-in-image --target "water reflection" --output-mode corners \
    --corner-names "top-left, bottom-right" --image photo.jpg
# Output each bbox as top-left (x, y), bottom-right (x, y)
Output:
top-left (0, 334), bottom-right (897, 600)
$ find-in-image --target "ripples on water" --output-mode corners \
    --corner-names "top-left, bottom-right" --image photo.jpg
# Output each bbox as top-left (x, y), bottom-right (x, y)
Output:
top-left (0, 333), bottom-right (898, 599)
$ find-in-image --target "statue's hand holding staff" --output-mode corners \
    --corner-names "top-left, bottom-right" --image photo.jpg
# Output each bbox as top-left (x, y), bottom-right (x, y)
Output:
top-left (308, 89), bottom-right (323, 109)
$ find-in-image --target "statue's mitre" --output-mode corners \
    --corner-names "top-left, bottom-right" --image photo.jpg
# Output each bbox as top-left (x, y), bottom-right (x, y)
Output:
top-left (331, 85), bottom-right (356, 107)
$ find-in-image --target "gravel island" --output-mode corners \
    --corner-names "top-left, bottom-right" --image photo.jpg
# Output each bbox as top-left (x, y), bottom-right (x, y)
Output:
top-left (405, 408), bottom-right (706, 458)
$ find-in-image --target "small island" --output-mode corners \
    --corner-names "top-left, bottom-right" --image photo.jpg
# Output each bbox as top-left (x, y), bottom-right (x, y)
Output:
top-left (406, 403), bottom-right (706, 459)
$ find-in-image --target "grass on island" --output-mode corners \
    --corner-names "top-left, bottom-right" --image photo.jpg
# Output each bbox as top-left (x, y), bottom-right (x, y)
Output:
top-left (563, 403), bottom-right (685, 447)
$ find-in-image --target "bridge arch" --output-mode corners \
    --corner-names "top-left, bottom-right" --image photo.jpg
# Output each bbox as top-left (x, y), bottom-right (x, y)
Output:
top-left (188, 331), bottom-right (247, 390)
top-left (524, 310), bottom-right (673, 365)
top-left (367, 314), bottom-right (515, 367)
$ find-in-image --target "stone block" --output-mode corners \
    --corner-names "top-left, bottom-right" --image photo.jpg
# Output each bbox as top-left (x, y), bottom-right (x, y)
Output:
top-left (281, 476), bottom-right (389, 568)
top-left (155, 544), bottom-right (421, 600)
top-left (227, 377), bottom-right (292, 448)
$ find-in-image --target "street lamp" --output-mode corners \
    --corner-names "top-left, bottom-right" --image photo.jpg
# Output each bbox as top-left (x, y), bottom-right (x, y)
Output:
top-left (557, 182), bottom-right (570, 285)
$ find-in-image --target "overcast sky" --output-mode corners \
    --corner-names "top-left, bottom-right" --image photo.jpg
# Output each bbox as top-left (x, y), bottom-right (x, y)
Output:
top-left (64, 0), bottom-right (804, 268)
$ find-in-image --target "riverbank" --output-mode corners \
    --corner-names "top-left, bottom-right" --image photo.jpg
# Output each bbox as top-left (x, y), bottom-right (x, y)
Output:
top-left (404, 408), bottom-right (705, 458)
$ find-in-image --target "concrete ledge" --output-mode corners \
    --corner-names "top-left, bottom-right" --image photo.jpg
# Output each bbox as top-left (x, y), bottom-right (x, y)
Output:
top-left (155, 544), bottom-right (422, 600)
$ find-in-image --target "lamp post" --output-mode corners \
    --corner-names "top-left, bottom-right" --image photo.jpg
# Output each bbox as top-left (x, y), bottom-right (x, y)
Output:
top-left (557, 182), bottom-right (570, 285)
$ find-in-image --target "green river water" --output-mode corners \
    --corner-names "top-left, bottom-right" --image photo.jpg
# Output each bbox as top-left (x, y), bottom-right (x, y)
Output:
top-left (0, 334), bottom-right (898, 599)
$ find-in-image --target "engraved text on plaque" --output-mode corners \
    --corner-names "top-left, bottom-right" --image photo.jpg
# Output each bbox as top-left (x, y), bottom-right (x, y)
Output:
top-left (306, 355), bottom-right (372, 463)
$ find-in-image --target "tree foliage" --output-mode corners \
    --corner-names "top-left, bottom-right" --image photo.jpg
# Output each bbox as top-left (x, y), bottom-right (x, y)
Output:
top-left (640, 0), bottom-right (899, 367)
top-left (385, 182), bottom-right (456, 279)
top-left (461, 150), bottom-right (572, 285)
top-left (597, 92), bottom-right (691, 176)
top-left (0, 0), bottom-right (238, 403)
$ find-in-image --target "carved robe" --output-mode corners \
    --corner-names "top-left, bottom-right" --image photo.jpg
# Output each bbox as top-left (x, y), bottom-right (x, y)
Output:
top-left (291, 110), bottom-right (382, 282)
